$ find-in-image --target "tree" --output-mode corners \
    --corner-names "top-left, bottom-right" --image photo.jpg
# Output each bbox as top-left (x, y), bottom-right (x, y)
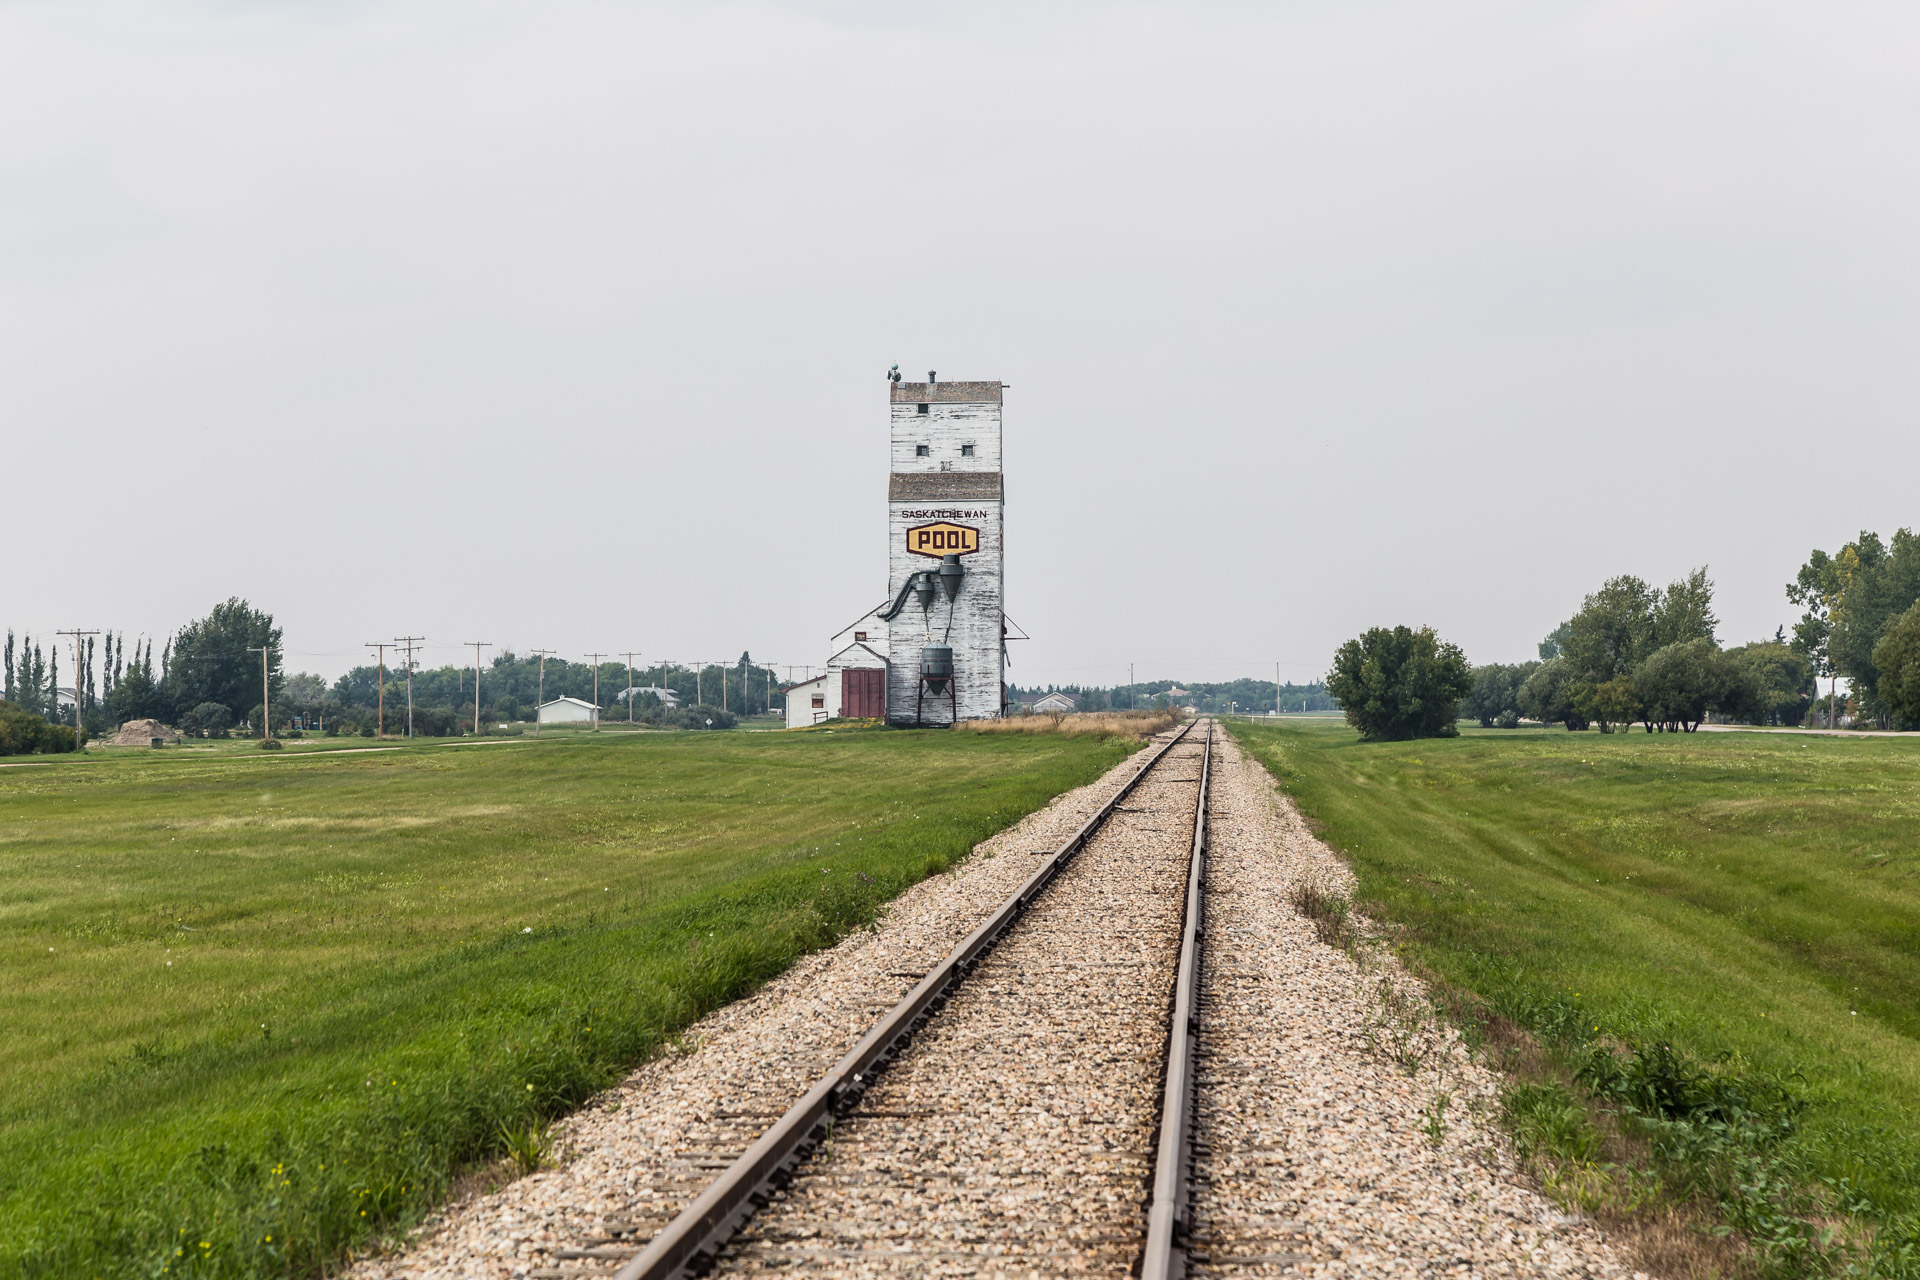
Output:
top-left (1723, 641), bottom-right (1814, 726)
top-left (1325, 625), bottom-right (1472, 741)
top-left (1872, 601), bottom-right (1920, 728)
top-left (1538, 622), bottom-right (1572, 661)
top-left (1462, 662), bottom-right (1539, 728)
top-left (1792, 530), bottom-right (1920, 727)
top-left (1653, 567), bottom-right (1718, 648)
top-left (1517, 659), bottom-right (1588, 730)
top-left (162, 599), bottom-right (283, 724)
top-left (1632, 639), bottom-right (1744, 732)
top-left (1562, 576), bottom-right (1658, 686)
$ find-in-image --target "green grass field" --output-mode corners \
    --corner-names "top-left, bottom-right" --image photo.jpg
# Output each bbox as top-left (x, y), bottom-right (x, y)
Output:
top-left (0, 728), bottom-right (1136, 1280)
top-left (1228, 719), bottom-right (1920, 1277)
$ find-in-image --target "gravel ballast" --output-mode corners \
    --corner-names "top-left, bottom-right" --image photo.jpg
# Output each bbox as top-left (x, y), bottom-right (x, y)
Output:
top-left (352, 723), bottom-right (1643, 1280)
top-left (1187, 730), bottom-right (1639, 1279)
top-left (350, 733), bottom-right (1182, 1280)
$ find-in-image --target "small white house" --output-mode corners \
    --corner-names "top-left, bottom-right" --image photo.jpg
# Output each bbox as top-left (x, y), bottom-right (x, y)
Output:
top-left (784, 674), bottom-right (828, 729)
top-left (615, 685), bottom-right (681, 709)
top-left (537, 696), bottom-right (599, 725)
top-left (1031, 691), bottom-right (1078, 714)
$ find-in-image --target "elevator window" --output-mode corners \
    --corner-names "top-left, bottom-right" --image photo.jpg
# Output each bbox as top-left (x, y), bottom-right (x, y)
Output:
top-left (916, 403), bottom-right (929, 415)
top-left (961, 444), bottom-right (974, 457)
top-left (915, 444), bottom-right (929, 456)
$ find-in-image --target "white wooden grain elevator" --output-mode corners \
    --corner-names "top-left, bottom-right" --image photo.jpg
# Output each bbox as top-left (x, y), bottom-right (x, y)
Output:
top-left (786, 373), bottom-right (1006, 728)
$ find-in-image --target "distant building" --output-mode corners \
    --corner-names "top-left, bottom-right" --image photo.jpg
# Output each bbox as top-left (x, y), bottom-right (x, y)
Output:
top-left (55, 686), bottom-right (77, 714)
top-left (537, 696), bottom-right (598, 725)
top-left (615, 685), bottom-right (680, 709)
top-left (1030, 691), bottom-right (1077, 713)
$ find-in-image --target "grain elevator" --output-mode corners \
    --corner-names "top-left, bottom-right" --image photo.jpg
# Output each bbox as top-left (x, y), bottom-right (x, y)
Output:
top-left (786, 373), bottom-right (1006, 728)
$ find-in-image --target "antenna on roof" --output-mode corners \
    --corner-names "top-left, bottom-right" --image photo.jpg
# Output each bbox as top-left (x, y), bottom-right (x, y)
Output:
top-left (887, 363), bottom-right (900, 383)
top-left (928, 370), bottom-right (937, 384)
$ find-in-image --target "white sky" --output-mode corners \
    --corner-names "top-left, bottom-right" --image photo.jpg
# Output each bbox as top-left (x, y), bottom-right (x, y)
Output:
top-left (5, 1), bottom-right (1917, 688)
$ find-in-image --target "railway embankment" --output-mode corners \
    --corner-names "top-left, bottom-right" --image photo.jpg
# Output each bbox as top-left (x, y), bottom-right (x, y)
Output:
top-left (354, 725), bottom-right (1639, 1279)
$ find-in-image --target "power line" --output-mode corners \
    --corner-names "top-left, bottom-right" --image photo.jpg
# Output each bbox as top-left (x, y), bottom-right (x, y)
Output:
top-left (584, 653), bottom-right (607, 731)
top-left (246, 644), bottom-right (274, 740)
top-left (466, 642), bottom-right (490, 736)
top-left (364, 643), bottom-right (389, 738)
top-left (394, 636), bottom-right (423, 738)
top-left (621, 651), bottom-right (642, 724)
top-left (55, 630), bottom-right (98, 743)
top-left (530, 649), bottom-right (555, 736)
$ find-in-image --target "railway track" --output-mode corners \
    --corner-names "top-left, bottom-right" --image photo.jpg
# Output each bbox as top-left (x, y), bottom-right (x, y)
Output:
top-left (368, 724), bottom-right (1638, 1280)
top-left (586, 719), bottom-right (1215, 1280)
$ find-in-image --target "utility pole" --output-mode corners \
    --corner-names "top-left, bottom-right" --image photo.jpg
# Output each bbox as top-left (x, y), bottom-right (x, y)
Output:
top-left (56, 630), bottom-right (98, 744)
top-left (696, 663), bottom-right (702, 707)
top-left (246, 644), bottom-right (274, 740)
top-left (621, 651), bottom-right (641, 723)
top-left (1276, 661), bottom-right (1281, 717)
top-left (395, 636), bottom-right (423, 738)
top-left (585, 653), bottom-right (607, 730)
top-left (365, 643), bottom-right (388, 738)
top-left (1130, 663), bottom-right (1135, 711)
top-left (467, 642), bottom-right (490, 735)
top-left (529, 649), bottom-right (555, 735)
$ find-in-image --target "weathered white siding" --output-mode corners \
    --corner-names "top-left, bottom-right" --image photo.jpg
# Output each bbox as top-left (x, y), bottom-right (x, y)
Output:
top-left (830, 608), bottom-right (890, 662)
top-left (784, 676), bottom-right (828, 729)
top-left (885, 381), bottom-right (1005, 725)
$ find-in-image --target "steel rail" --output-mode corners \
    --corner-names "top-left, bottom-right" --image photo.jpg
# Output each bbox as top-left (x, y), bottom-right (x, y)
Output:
top-left (1139, 719), bottom-right (1212, 1280)
top-left (614, 718), bottom-right (1200, 1280)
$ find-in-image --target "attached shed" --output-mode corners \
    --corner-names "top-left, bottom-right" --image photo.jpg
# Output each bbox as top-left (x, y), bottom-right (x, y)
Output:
top-left (783, 675), bottom-right (828, 729)
top-left (827, 642), bottom-right (889, 721)
top-left (537, 696), bottom-right (599, 725)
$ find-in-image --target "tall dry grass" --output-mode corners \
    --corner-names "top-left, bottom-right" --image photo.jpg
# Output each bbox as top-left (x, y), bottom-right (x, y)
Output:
top-left (964, 708), bottom-right (1185, 738)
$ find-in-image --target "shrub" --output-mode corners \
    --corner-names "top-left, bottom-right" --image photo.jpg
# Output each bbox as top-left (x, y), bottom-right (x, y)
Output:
top-left (1325, 625), bottom-right (1472, 741)
top-left (180, 702), bottom-right (234, 738)
top-left (668, 703), bottom-right (736, 730)
top-left (0, 701), bottom-right (52, 755)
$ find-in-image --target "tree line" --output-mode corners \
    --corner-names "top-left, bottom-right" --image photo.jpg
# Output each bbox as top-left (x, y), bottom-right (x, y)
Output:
top-left (2, 597), bottom-right (789, 750)
top-left (1326, 527), bottom-right (1920, 741)
top-left (1008, 679), bottom-right (1336, 714)
top-left (3, 599), bottom-right (281, 752)
top-left (312, 651), bottom-right (785, 735)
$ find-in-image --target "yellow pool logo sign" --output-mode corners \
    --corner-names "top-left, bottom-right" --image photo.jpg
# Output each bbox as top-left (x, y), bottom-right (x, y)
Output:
top-left (906, 521), bottom-right (980, 557)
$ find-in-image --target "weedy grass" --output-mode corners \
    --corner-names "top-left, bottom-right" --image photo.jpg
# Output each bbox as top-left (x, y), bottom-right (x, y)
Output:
top-left (1228, 719), bottom-right (1920, 1279)
top-left (0, 727), bottom-right (1135, 1280)
top-left (962, 708), bottom-right (1183, 737)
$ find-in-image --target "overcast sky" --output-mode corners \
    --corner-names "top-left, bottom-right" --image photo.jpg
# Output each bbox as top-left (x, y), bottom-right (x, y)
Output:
top-left (5, 0), bottom-right (1917, 689)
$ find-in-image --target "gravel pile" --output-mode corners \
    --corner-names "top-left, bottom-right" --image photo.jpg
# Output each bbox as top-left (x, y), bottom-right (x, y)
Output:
top-left (349, 734), bottom-right (1180, 1280)
top-left (1188, 730), bottom-right (1641, 1278)
top-left (711, 733), bottom-right (1209, 1276)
